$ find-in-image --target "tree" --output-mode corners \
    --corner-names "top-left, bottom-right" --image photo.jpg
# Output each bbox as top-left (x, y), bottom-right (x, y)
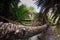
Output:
top-left (0, 22), bottom-right (48, 40)
top-left (36, 0), bottom-right (60, 25)
top-left (34, 0), bottom-right (60, 40)
top-left (11, 4), bottom-right (28, 21)
top-left (0, 0), bottom-right (50, 40)
top-left (0, 0), bottom-right (20, 22)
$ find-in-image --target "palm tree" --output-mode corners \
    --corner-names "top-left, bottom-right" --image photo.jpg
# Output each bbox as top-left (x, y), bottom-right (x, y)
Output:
top-left (35, 0), bottom-right (60, 40)
top-left (36, 0), bottom-right (60, 25)
top-left (0, 0), bottom-right (50, 40)
top-left (0, 22), bottom-right (48, 40)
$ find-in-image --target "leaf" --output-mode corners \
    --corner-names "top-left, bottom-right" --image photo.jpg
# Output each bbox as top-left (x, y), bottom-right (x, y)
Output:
top-left (54, 16), bottom-right (59, 24)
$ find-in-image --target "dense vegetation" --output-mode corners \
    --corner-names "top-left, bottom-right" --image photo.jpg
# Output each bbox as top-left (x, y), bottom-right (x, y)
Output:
top-left (0, 0), bottom-right (60, 40)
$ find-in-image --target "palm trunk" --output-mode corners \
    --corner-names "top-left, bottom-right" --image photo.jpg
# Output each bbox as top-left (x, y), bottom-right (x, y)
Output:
top-left (0, 22), bottom-right (48, 40)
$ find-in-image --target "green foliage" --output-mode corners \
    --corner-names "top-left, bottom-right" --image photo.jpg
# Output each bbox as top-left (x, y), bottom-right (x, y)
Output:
top-left (28, 7), bottom-right (34, 11)
top-left (15, 4), bottom-right (29, 20)
top-left (10, 0), bottom-right (35, 25)
top-left (35, 0), bottom-right (60, 25)
top-left (11, 0), bottom-right (29, 21)
top-left (47, 13), bottom-right (60, 25)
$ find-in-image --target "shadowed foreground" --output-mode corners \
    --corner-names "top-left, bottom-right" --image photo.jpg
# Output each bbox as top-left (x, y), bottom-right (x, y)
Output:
top-left (0, 22), bottom-right (49, 40)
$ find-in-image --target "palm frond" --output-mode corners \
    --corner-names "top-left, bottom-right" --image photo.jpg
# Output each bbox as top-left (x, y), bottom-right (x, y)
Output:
top-left (36, 0), bottom-right (60, 13)
top-left (35, 0), bottom-right (60, 25)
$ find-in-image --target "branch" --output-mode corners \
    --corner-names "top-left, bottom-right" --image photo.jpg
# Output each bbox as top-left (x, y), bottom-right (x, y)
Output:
top-left (0, 22), bottom-right (49, 40)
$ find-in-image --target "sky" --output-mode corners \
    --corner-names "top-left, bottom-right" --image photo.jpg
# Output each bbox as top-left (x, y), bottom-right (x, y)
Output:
top-left (19, 0), bottom-right (40, 13)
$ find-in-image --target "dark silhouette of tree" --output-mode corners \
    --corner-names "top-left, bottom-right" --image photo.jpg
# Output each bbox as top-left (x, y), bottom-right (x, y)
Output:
top-left (0, 0), bottom-right (20, 22)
